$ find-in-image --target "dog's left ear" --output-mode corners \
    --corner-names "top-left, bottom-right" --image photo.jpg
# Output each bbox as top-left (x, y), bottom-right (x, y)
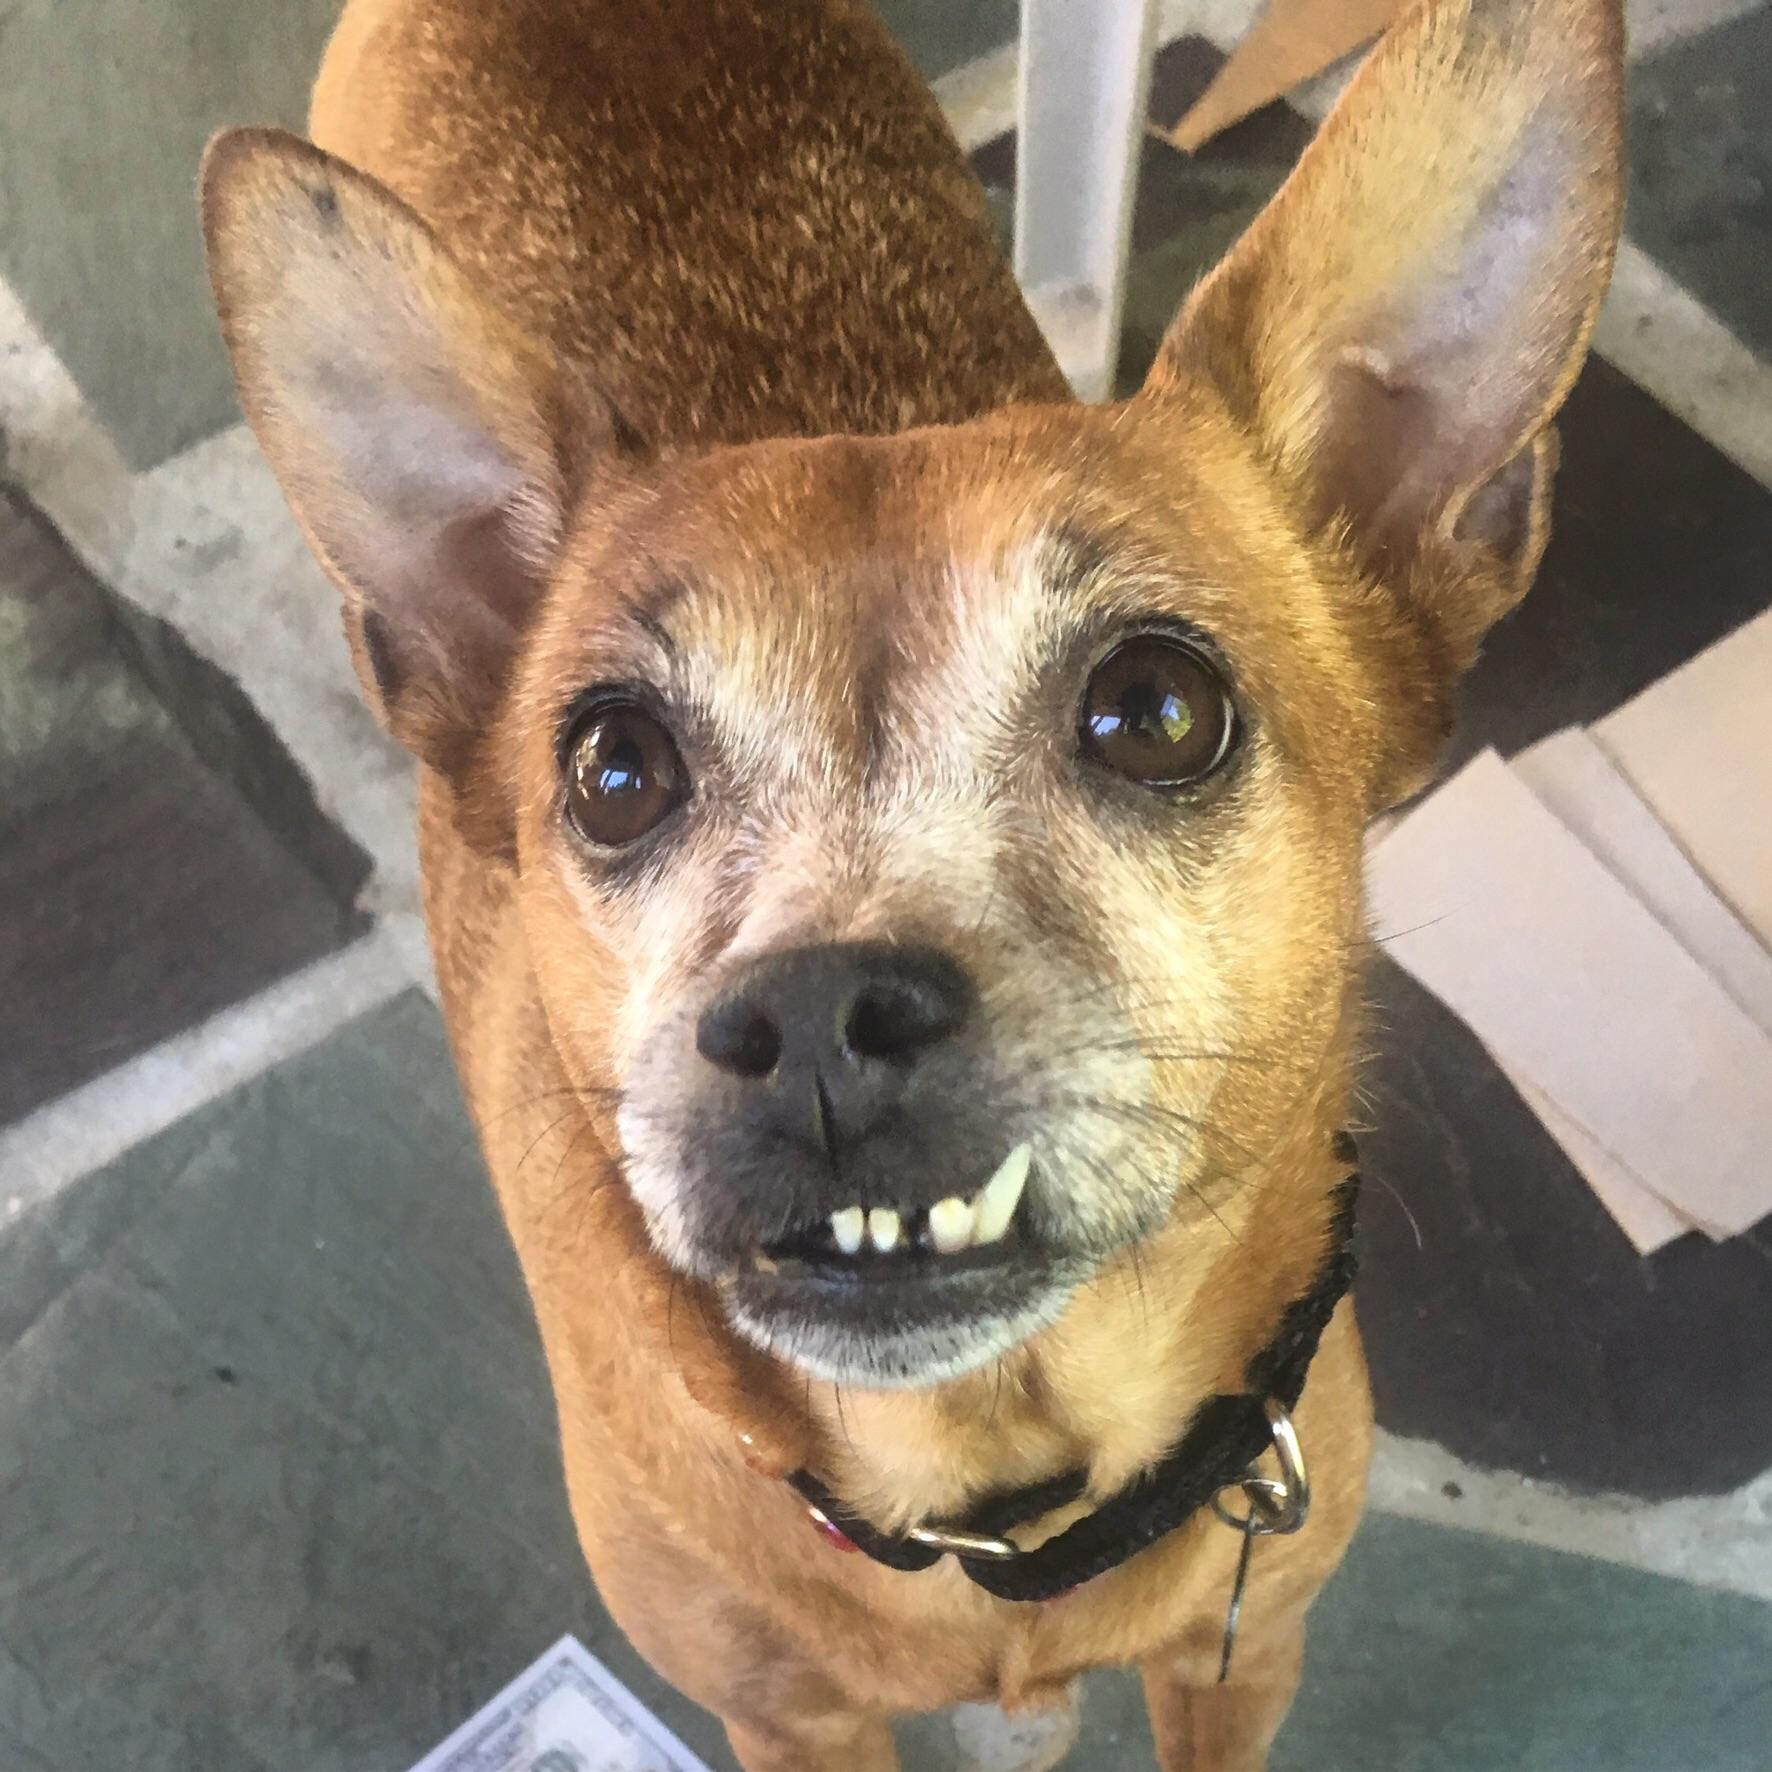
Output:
top-left (200, 128), bottom-right (613, 853)
top-left (1145, 0), bottom-right (1623, 675)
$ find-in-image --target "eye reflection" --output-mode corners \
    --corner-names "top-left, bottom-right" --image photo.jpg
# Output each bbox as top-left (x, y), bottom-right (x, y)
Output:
top-left (564, 702), bottom-right (688, 845)
top-left (1079, 636), bottom-right (1235, 787)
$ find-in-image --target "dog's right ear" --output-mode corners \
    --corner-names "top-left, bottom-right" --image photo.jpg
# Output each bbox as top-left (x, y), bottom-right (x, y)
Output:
top-left (201, 129), bottom-right (593, 805)
top-left (1144, 0), bottom-right (1622, 705)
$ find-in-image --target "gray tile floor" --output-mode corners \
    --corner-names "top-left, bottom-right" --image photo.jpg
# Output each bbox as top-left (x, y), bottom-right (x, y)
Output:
top-left (1628, 4), bottom-right (1772, 358)
top-left (0, 0), bottom-right (342, 470)
top-left (0, 489), bottom-right (368, 1121)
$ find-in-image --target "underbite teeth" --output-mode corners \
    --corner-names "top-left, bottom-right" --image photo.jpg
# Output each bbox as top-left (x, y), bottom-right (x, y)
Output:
top-left (830, 1206), bottom-right (866, 1256)
top-left (806, 1146), bottom-right (1031, 1265)
top-left (927, 1195), bottom-right (975, 1254)
top-left (972, 1141), bottom-right (1032, 1245)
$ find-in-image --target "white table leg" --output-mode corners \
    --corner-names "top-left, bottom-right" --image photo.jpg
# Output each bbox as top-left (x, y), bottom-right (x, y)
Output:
top-left (1014, 0), bottom-right (1164, 402)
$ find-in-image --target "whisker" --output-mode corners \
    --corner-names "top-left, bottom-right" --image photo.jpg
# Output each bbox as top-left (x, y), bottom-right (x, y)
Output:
top-left (1125, 1219), bottom-right (1152, 1325)
top-left (1357, 913), bottom-right (1455, 948)
top-left (1368, 1168), bottom-right (1424, 1250)
top-left (1024, 1087), bottom-right (1266, 1172)
top-left (665, 1269), bottom-right (684, 1373)
top-left (513, 1109), bottom-right (579, 1176)
top-left (478, 1080), bottom-right (628, 1139)
top-left (479, 1088), bottom-right (592, 1129)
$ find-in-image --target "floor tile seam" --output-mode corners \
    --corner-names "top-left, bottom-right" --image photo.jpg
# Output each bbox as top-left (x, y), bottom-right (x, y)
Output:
top-left (1367, 1427), bottom-right (1772, 1603)
top-left (0, 924), bottom-right (419, 1229)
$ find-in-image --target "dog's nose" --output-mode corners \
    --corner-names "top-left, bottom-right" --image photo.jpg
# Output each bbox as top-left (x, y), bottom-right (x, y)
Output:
top-left (696, 944), bottom-right (972, 1135)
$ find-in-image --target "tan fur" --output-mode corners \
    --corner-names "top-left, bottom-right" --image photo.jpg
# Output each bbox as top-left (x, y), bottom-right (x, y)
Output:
top-left (200, 0), bottom-right (1622, 1764)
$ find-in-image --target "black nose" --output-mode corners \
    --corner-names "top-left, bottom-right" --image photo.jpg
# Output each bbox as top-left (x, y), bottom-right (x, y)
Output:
top-left (696, 944), bottom-right (972, 1141)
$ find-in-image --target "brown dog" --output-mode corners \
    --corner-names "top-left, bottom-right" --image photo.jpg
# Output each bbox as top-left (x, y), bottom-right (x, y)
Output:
top-left (199, 0), bottom-right (1622, 1764)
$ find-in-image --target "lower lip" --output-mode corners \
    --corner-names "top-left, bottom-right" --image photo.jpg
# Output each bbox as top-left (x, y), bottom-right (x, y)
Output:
top-left (723, 1253), bottom-right (1082, 1385)
top-left (728, 1246), bottom-right (1049, 1324)
top-left (749, 1237), bottom-right (1028, 1286)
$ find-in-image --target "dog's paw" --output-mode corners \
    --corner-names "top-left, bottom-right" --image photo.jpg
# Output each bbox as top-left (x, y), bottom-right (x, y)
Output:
top-left (948, 1686), bottom-right (1081, 1772)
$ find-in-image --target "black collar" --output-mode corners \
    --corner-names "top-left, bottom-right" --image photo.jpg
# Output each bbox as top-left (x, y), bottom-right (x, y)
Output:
top-left (787, 1155), bottom-right (1360, 1604)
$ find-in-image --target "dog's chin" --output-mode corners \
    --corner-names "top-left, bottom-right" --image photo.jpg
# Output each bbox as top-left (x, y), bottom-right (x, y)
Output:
top-left (719, 1258), bottom-right (1085, 1388)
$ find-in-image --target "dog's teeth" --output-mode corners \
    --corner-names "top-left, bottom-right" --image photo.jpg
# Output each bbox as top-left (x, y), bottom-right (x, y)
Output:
top-left (867, 1207), bottom-right (902, 1254)
top-left (972, 1142), bottom-right (1032, 1245)
top-left (830, 1207), bottom-right (865, 1256)
top-left (927, 1196), bottom-right (975, 1255)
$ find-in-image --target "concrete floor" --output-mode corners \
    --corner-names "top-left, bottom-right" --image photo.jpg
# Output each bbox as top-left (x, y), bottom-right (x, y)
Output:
top-left (3, 3), bottom-right (1771, 1769)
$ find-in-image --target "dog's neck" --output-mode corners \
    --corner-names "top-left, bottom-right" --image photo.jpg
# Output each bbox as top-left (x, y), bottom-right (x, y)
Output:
top-left (795, 1120), bottom-right (1351, 1533)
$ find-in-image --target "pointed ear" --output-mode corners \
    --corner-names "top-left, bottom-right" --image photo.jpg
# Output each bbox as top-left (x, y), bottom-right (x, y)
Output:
top-left (200, 128), bottom-right (594, 822)
top-left (1145, 0), bottom-right (1624, 673)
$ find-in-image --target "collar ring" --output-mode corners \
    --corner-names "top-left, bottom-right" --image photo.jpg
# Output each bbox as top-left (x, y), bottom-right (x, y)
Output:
top-left (1211, 1398), bottom-right (1310, 1537)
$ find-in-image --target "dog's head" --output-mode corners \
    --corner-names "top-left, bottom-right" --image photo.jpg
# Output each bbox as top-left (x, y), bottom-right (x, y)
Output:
top-left (202, 0), bottom-right (1621, 1386)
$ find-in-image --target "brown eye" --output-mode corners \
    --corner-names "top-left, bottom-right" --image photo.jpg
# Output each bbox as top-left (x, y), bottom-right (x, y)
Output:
top-left (1079, 635), bottom-right (1236, 787)
top-left (565, 702), bottom-right (688, 846)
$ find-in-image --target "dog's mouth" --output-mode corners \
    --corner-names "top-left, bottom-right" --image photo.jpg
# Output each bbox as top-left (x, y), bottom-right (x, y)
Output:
top-left (720, 1142), bottom-right (1080, 1386)
top-left (750, 1142), bottom-right (1033, 1281)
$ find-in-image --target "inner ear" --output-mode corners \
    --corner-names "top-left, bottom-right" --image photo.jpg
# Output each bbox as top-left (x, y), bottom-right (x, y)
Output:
top-left (201, 128), bottom-right (590, 844)
top-left (1453, 428), bottom-right (1557, 589)
top-left (1314, 350), bottom-right (1444, 574)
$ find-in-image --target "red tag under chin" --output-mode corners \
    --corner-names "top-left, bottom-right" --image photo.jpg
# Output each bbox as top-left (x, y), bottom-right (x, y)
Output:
top-left (807, 1506), bottom-right (860, 1553)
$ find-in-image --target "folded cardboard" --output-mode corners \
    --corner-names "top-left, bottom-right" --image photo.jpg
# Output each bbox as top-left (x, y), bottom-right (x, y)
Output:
top-left (1160, 0), bottom-right (1407, 151)
top-left (1595, 608), bottom-right (1772, 954)
top-left (1369, 749), bottom-right (1772, 1247)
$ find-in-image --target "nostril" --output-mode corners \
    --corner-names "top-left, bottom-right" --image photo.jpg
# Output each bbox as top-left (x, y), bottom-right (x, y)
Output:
top-left (697, 997), bottom-right (783, 1078)
top-left (843, 978), bottom-right (963, 1062)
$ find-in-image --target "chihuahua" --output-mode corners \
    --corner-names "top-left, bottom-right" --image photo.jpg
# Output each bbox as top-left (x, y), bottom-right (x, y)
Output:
top-left (200, 0), bottom-right (1622, 1764)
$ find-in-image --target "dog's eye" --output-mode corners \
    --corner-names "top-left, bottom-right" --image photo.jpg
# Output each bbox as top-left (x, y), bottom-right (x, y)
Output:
top-left (1079, 636), bottom-right (1235, 787)
top-left (564, 702), bottom-right (688, 846)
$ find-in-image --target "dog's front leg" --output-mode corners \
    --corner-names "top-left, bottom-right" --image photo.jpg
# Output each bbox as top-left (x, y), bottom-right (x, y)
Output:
top-left (723, 1710), bottom-right (899, 1772)
top-left (1140, 1623), bottom-right (1304, 1772)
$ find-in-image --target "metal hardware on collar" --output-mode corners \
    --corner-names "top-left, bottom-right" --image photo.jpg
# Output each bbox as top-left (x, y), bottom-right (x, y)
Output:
top-left (1210, 1398), bottom-right (1310, 1537)
top-left (1213, 1401), bottom-right (1307, 1683)
top-left (905, 1522), bottom-right (1022, 1561)
top-left (1217, 1510), bottom-right (1259, 1684)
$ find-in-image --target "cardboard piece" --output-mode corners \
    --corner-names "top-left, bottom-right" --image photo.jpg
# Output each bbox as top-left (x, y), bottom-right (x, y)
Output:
top-left (1160, 0), bottom-right (1407, 151)
top-left (1504, 1069), bottom-right (1703, 1254)
top-left (1594, 608), bottom-right (1772, 954)
top-left (1369, 749), bottom-right (1772, 1244)
top-left (1503, 723), bottom-right (1772, 1251)
top-left (1515, 726), bottom-right (1772, 1037)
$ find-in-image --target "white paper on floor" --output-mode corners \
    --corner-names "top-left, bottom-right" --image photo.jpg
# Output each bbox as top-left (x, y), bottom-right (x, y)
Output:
top-left (1368, 747), bottom-right (1772, 1255)
top-left (407, 1635), bottom-right (714, 1772)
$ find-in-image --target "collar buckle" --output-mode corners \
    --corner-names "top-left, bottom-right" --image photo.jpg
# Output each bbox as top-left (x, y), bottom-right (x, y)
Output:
top-left (1211, 1397), bottom-right (1311, 1537)
top-left (904, 1522), bottom-right (1022, 1561)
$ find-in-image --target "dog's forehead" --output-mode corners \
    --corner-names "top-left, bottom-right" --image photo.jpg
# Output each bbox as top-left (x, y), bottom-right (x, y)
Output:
top-left (656, 426), bottom-right (1075, 630)
top-left (567, 427), bottom-right (1103, 759)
